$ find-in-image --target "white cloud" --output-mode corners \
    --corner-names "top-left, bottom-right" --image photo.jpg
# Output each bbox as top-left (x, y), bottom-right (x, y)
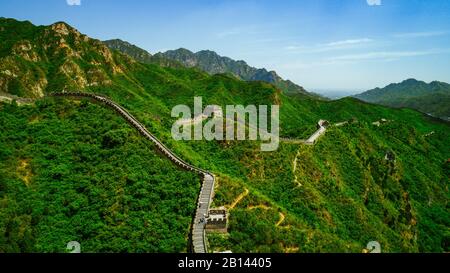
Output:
top-left (367, 0), bottom-right (381, 6)
top-left (393, 31), bottom-right (448, 38)
top-left (328, 49), bottom-right (447, 62)
top-left (324, 38), bottom-right (373, 47)
top-left (66, 0), bottom-right (81, 6)
top-left (284, 45), bottom-right (303, 51)
top-left (279, 48), bottom-right (450, 70)
top-left (284, 38), bottom-right (373, 53)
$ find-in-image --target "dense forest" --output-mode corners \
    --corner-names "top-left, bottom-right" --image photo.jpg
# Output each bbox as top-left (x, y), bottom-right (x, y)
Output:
top-left (208, 107), bottom-right (449, 252)
top-left (0, 99), bottom-right (199, 252)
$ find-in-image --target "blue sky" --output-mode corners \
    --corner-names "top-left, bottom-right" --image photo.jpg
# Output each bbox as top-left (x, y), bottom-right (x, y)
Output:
top-left (1, 0), bottom-right (450, 93)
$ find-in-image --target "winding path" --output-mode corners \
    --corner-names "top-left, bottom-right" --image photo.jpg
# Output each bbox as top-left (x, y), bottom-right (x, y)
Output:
top-left (47, 92), bottom-right (348, 253)
top-left (49, 92), bottom-right (214, 253)
top-left (228, 188), bottom-right (249, 209)
top-left (178, 110), bottom-right (334, 146)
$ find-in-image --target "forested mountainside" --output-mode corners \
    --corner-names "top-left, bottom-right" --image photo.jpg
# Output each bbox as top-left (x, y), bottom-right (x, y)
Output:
top-left (155, 48), bottom-right (315, 97)
top-left (103, 39), bottom-right (154, 64)
top-left (0, 100), bottom-right (199, 252)
top-left (355, 79), bottom-right (450, 121)
top-left (0, 18), bottom-right (448, 253)
top-left (103, 39), bottom-right (318, 98)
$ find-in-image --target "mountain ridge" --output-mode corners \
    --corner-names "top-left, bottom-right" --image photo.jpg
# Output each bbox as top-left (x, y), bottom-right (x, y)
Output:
top-left (354, 78), bottom-right (450, 120)
top-left (103, 39), bottom-right (153, 64)
top-left (0, 18), bottom-right (140, 98)
top-left (103, 39), bottom-right (319, 98)
top-left (155, 47), bottom-right (319, 98)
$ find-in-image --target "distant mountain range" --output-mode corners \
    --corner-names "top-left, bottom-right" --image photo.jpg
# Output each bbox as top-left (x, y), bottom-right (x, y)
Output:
top-left (104, 39), bottom-right (319, 98)
top-left (354, 79), bottom-right (450, 121)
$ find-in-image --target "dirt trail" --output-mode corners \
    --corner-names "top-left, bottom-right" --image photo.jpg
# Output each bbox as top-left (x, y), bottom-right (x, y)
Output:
top-left (292, 149), bottom-right (302, 187)
top-left (247, 205), bottom-right (286, 227)
top-left (17, 159), bottom-right (32, 187)
top-left (284, 246), bottom-right (299, 253)
top-left (247, 204), bottom-right (270, 210)
top-left (276, 212), bottom-right (285, 227)
top-left (229, 188), bottom-right (249, 209)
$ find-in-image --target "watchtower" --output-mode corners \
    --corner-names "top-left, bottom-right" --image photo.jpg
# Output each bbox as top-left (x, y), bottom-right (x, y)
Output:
top-left (206, 208), bottom-right (228, 233)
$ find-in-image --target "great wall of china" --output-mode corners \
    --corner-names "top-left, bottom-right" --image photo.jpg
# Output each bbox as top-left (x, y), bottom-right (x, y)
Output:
top-left (49, 92), bottom-right (214, 253)
top-left (42, 92), bottom-right (338, 253)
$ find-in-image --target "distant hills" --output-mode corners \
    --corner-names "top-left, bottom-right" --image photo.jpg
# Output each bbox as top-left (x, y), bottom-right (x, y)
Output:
top-left (355, 79), bottom-right (450, 121)
top-left (104, 39), bottom-right (319, 98)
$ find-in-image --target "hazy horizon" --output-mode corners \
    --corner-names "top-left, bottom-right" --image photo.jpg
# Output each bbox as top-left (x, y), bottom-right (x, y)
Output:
top-left (311, 89), bottom-right (362, 98)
